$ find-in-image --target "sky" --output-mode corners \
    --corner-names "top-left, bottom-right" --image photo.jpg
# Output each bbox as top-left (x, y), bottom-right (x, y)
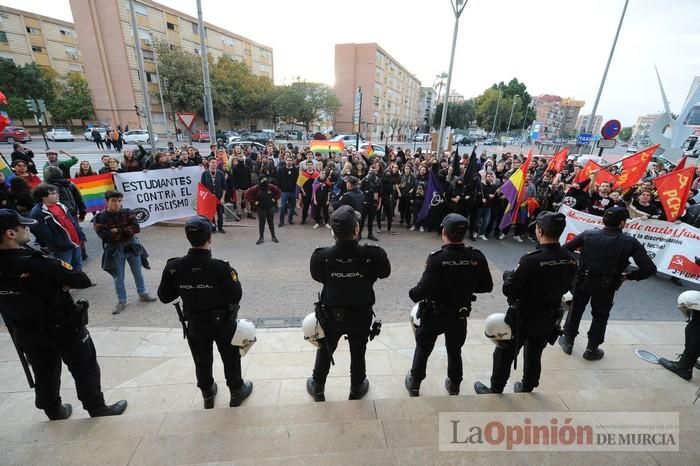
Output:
top-left (4, 0), bottom-right (700, 126)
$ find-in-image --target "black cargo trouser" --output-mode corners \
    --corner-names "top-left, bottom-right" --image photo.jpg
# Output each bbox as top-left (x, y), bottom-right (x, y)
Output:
top-left (313, 313), bottom-right (371, 387)
top-left (360, 204), bottom-right (377, 236)
top-left (410, 312), bottom-right (468, 383)
top-left (490, 336), bottom-right (548, 392)
top-left (679, 312), bottom-right (700, 371)
top-left (188, 318), bottom-right (243, 391)
top-left (24, 327), bottom-right (105, 413)
top-left (564, 275), bottom-right (616, 347)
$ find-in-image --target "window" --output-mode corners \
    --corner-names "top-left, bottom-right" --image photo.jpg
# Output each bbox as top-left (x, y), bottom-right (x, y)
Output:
top-left (256, 63), bottom-right (271, 74)
top-left (26, 26), bottom-right (40, 34)
top-left (138, 27), bottom-right (152, 45)
top-left (194, 47), bottom-right (200, 54)
top-left (31, 45), bottom-right (43, 53)
top-left (142, 49), bottom-right (154, 62)
top-left (167, 22), bottom-right (176, 31)
top-left (222, 37), bottom-right (235, 47)
top-left (191, 22), bottom-right (198, 34)
top-left (145, 71), bottom-right (155, 83)
top-left (374, 96), bottom-right (380, 106)
top-left (64, 45), bottom-right (80, 59)
top-left (68, 63), bottom-right (83, 72)
top-left (0, 31), bottom-right (7, 43)
top-left (59, 29), bottom-right (75, 37)
top-left (133, 2), bottom-right (147, 16)
top-left (244, 48), bottom-right (251, 56)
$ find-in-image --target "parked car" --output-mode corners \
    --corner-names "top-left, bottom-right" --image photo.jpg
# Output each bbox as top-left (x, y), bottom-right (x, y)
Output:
top-left (225, 141), bottom-right (267, 153)
top-left (626, 145), bottom-right (639, 153)
top-left (359, 143), bottom-right (386, 157)
top-left (215, 130), bottom-right (240, 143)
top-left (83, 127), bottom-right (107, 141)
top-left (332, 134), bottom-right (364, 147)
top-left (46, 128), bottom-right (75, 142)
top-left (122, 129), bottom-right (158, 144)
top-left (247, 132), bottom-right (273, 144)
top-left (191, 129), bottom-right (211, 143)
top-left (456, 135), bottom-right (475, 145)
top-left (483, 138), bottom-right (498, 145)
top-left (0, 126), bottom-right (32, 144)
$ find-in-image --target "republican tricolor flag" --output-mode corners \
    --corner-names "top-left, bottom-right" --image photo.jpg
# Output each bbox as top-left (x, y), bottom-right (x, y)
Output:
top-left (498, 151), bottom-right (534, 230)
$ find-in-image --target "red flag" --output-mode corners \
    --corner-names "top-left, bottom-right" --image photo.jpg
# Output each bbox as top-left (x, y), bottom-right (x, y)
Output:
top-left (0, 113), bottom-right (8, 133)
top-left (545, 147), bottom-right (568, 173)
top-left (653, 166), bottom-right (695, 221)
top-left (0, 91), bottom-right (6, 105)
top-left (196, 182), bottom-right (217, 219)
top-left (673, 156), bottom-right (688, 172)
top-left (612, 145), bottom-right (659, 190)
top-left (574, 160), bottom-right (616, 186)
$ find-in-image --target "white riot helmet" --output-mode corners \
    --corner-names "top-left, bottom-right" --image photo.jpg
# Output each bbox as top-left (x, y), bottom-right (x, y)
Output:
top-left (302, 312), bottom-right (325, 347)
top-left (562, 291), bottom-right (573, 315)
top-left (677, 290), bottom-right (700, 319)
top-left (409, 303), bottom-right (422, 335)
top-left (484, 313), bottom-right (513, 343)
top-left (231, 319), bottom-right (257, 356)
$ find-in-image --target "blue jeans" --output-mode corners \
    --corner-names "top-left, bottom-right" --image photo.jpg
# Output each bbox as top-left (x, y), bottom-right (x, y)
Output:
top-left (54, 245), bottom-right (83, 272)
top-left (113, 247), bottom-right (146, 304)
top-left (478, 207), bottom-right (492, 236)
top-left (279, 192), bottom-right (296, 224)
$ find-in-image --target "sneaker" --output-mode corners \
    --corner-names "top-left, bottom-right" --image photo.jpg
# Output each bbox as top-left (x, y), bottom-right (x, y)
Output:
top-left (404, 373), bottom-right (420, 397)
top-left (325, 223), bottom-right (332, 229)
top-left (473, 381), bottom-right (493, 395)
top-left (139, 293), bottom-right (157, 302)
top-left (218, 228), bottom-right (226, 234)
top-left (582, 347), bottom-right (605, 361)
top-left (348, 378), bottom-right (370, 400)
top-left (558, 335), bottom-right (574, 355)
top-left (202, 382), bottom-right (217, 409)
top-left (514, 381), bottom-right (533, 393)
top-left (256, 238), bottom-right (264, 245)
top-left (497, 233), bottom-right (505, 240)
top-left (659, 358), bottom-right (692, 381)
top-left (471, 233), bottom-right (478, 241)
top-left (377, 228), bottom-right (382, 234)
top-left (478, 234), bottom-right (488, 241)
top-left (390, 230), bottom-right (396, 235)
top-left (695, 360), bottom-right (700, 370)
top-left (229, 381), bottom-right (253, 407)
top-left (368, 235), bottom-right (379, 242)
top-left (409, 226), bottom-right (416, 231)
top-left (289, 221), bottom-right (295, 225)
top-left (278, 223), bottom-right (284, 227)
top-left (113, 303), bottom-right (127, 315)
top-left (89, 400), bottom-right (128, 417)
top-left (419, 226), bottom-right (425, 232)
top-left (313, 223), bottom-right (320, 229)
top-left (271, 236), bottom-right (279, 243)
top-left (513, 235), bottom-right (523, 243)
top-left (306, 377), bottom-right (325, 402)
top-left (246, 213), bottom-right (255, 219)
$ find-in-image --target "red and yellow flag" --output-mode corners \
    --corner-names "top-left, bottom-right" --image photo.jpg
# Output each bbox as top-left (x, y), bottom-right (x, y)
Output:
top-left (296, 169), bottom-right (319, 189)
top-left (545, 147), bottom-right (568, 173)
top-left (574, 160), bottom-right (616, 187)
top-left (612, 144), bottom-right (659, 190)
top-left (653, 166), bottom-right (695, 221)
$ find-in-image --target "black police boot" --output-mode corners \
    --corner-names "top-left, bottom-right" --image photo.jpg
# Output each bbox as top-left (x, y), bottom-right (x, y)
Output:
top-left (202, 382), bottom-right (217, 409)
top-left (45, 403), bottom-right (72, 421)
top-left (89, 400), bottom-right (128, 417)
top-left (306, 377), bottom-right (325, 402)
top-left (582, 346), bottom-right (605, 361)
top-left (514, 381), bottom-right (533, 393)
top-left (558, 335), bottom-right (574, 355)
top-left (444, 377), bottom-right (460, 395)
top-left (473, 381), bottom-right (493, 395)
top-left (229, 381), bottom-right (253, 407)
top-left (659, 358), bottom-right (692, 381)
top-left (695, 359), bottom-right (700, 370)
top-left (404, 373), bottom-right (420, 397)
top-left (348, 378), bottom-right (370, 400)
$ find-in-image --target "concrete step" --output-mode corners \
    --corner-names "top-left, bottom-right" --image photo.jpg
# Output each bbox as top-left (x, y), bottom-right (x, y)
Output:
top-left (1, 388), bottom-right (699, 465)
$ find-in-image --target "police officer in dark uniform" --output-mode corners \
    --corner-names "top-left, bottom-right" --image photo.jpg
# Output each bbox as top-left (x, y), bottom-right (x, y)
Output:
top-left (0, 209), bottom-right (127, 420)
top-left (307, 205), bottom-right (391, 401)
top-left (332, 176), bottom-right (364, 212)
top-left (157, 216), bottom-right (253, 408)
top-left (359, 166), bottom-right (381, 241)
top-left (559, 206), bottom-right (656, 360)
top-left (474, 212), bottom-right (578, 394)
top-left (405, 213), bottom-right (493, 396)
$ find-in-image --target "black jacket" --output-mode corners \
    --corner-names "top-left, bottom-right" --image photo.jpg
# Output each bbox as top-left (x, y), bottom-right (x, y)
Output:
top-left (276, 166), bottom-right (299, 193)
top-left (332, 187), bottom-right (364, 212)
top-left (409, 243), bottom-right (493, 315)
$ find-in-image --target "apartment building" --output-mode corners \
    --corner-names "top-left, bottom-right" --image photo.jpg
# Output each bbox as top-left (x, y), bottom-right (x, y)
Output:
top-left (419, 86), bottom-right (436, 130)
top-left (533, 94), bottom-right (585, 139)
top-left (631, 113), bottom-right (663, 142)
top-left (69, 0), bottom-right (273, 132)
top-left (335, 43), bottom-right (420, 141)
top-left (575, 114), bottom-right (603, 135)
top-left (0, 5), bottom-right (84, 75)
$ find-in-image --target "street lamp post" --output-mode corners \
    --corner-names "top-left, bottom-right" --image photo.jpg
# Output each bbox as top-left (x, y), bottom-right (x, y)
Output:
top-left (128, 0), bottom-right (157, 148)
top-left (196, 0), bottom-right (216, 142)
top-left (490, 90), bottom-right (502, 136)
top-left (506, 95), bottom-right (519, 135)
top-left (436, 0), bottom-right (470, 155)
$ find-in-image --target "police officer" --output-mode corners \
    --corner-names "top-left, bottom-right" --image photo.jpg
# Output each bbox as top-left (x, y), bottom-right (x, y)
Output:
top-left (332, 176), bottom-right (364, 212)
top-left (474, 212), bottom-right (577, 394)
top-left (359, 166), bottom-right (381, 241)
top-left (307, 205), bottom-right (391, 401)
top-left (0, 208), bottom-right (127, 420)
top-left (559, 206), bottom-right (656, 360)
top-left (157, 216), bottom-right (253, 408)
top-left (658, 291), bottom-right (700, 381)
top-left (405, 213), bottom-right (493, 397)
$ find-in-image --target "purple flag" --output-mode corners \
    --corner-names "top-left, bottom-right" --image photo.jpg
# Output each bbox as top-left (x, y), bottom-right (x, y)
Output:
top-left (417, 170), bottom-right (445, 222)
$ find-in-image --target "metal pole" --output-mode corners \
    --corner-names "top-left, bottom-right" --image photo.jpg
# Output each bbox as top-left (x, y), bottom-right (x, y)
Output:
top-left (579, 0), bottom-right (629, 154)
top-left (491, 90), bottom-right (502, 135)
top-left (506, 96), bottom-right (519, 135)
top-left (153, 49), bottom-right (170, 139)
top-left (128, 0), bottom-right (157, 148)
top-left (196, 0), bottom-right (216, 142)
top-left (355, 87), bottom-right (362, 151)
top-left (436, 0), bottom-right (469, 155)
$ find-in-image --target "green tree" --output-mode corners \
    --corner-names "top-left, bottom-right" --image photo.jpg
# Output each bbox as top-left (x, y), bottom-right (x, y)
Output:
top-left (475, 79), bottom-right (534, 133)
top-left (0, 59), bottom-right (60, 122)
top-left (619, 126), bottom-right (633, 142)
top-left (210, 55), bottom-right (253, 120)
top-left (48, 72), bottom-right (94, 126)
top-left (4, 95), bottom-right (34, 122)
top-left (154, 42), bottom-right (204, 114)
top-left (274, 81), bottom-right (340, 132)
top-left (433, 99), bottom-right (475, 129)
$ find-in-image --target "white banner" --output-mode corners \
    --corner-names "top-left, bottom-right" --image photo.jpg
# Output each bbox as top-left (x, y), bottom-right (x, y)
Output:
top-left (114, 166), bottom-right (203, 227)
top-left (559, 205), bottom-right (700, 284)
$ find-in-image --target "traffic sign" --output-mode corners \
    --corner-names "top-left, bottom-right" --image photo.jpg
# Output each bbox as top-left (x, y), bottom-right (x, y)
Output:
top-left (601, 119), bottom-right (622, 139)
top-left (176, 112), bottom-right (196, 130)
top-left (597, 139), bottom-right (617, 149)
top-left (578, 132), bottom-right (593, 145)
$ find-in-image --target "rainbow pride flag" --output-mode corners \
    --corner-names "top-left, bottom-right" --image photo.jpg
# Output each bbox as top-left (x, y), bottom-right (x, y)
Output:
top-left (310, 140), bottom-right (344, 154)
top-left (498, 151), bottom-right (534, 230)
top-left (0, 154), bottom-right (14, 185)
top-left (70, 173), bottom-right (115, 213)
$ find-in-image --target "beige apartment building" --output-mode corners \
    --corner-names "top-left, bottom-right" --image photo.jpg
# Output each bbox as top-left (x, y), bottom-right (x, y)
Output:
top-left (533, 94), bottom-right (585, 139)
top-left (335, 43), bottom-right (420, 141)
top-left (69, 0), bottom-right (274, 133)
top-left (0, 5), bottom-right (84, 74)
